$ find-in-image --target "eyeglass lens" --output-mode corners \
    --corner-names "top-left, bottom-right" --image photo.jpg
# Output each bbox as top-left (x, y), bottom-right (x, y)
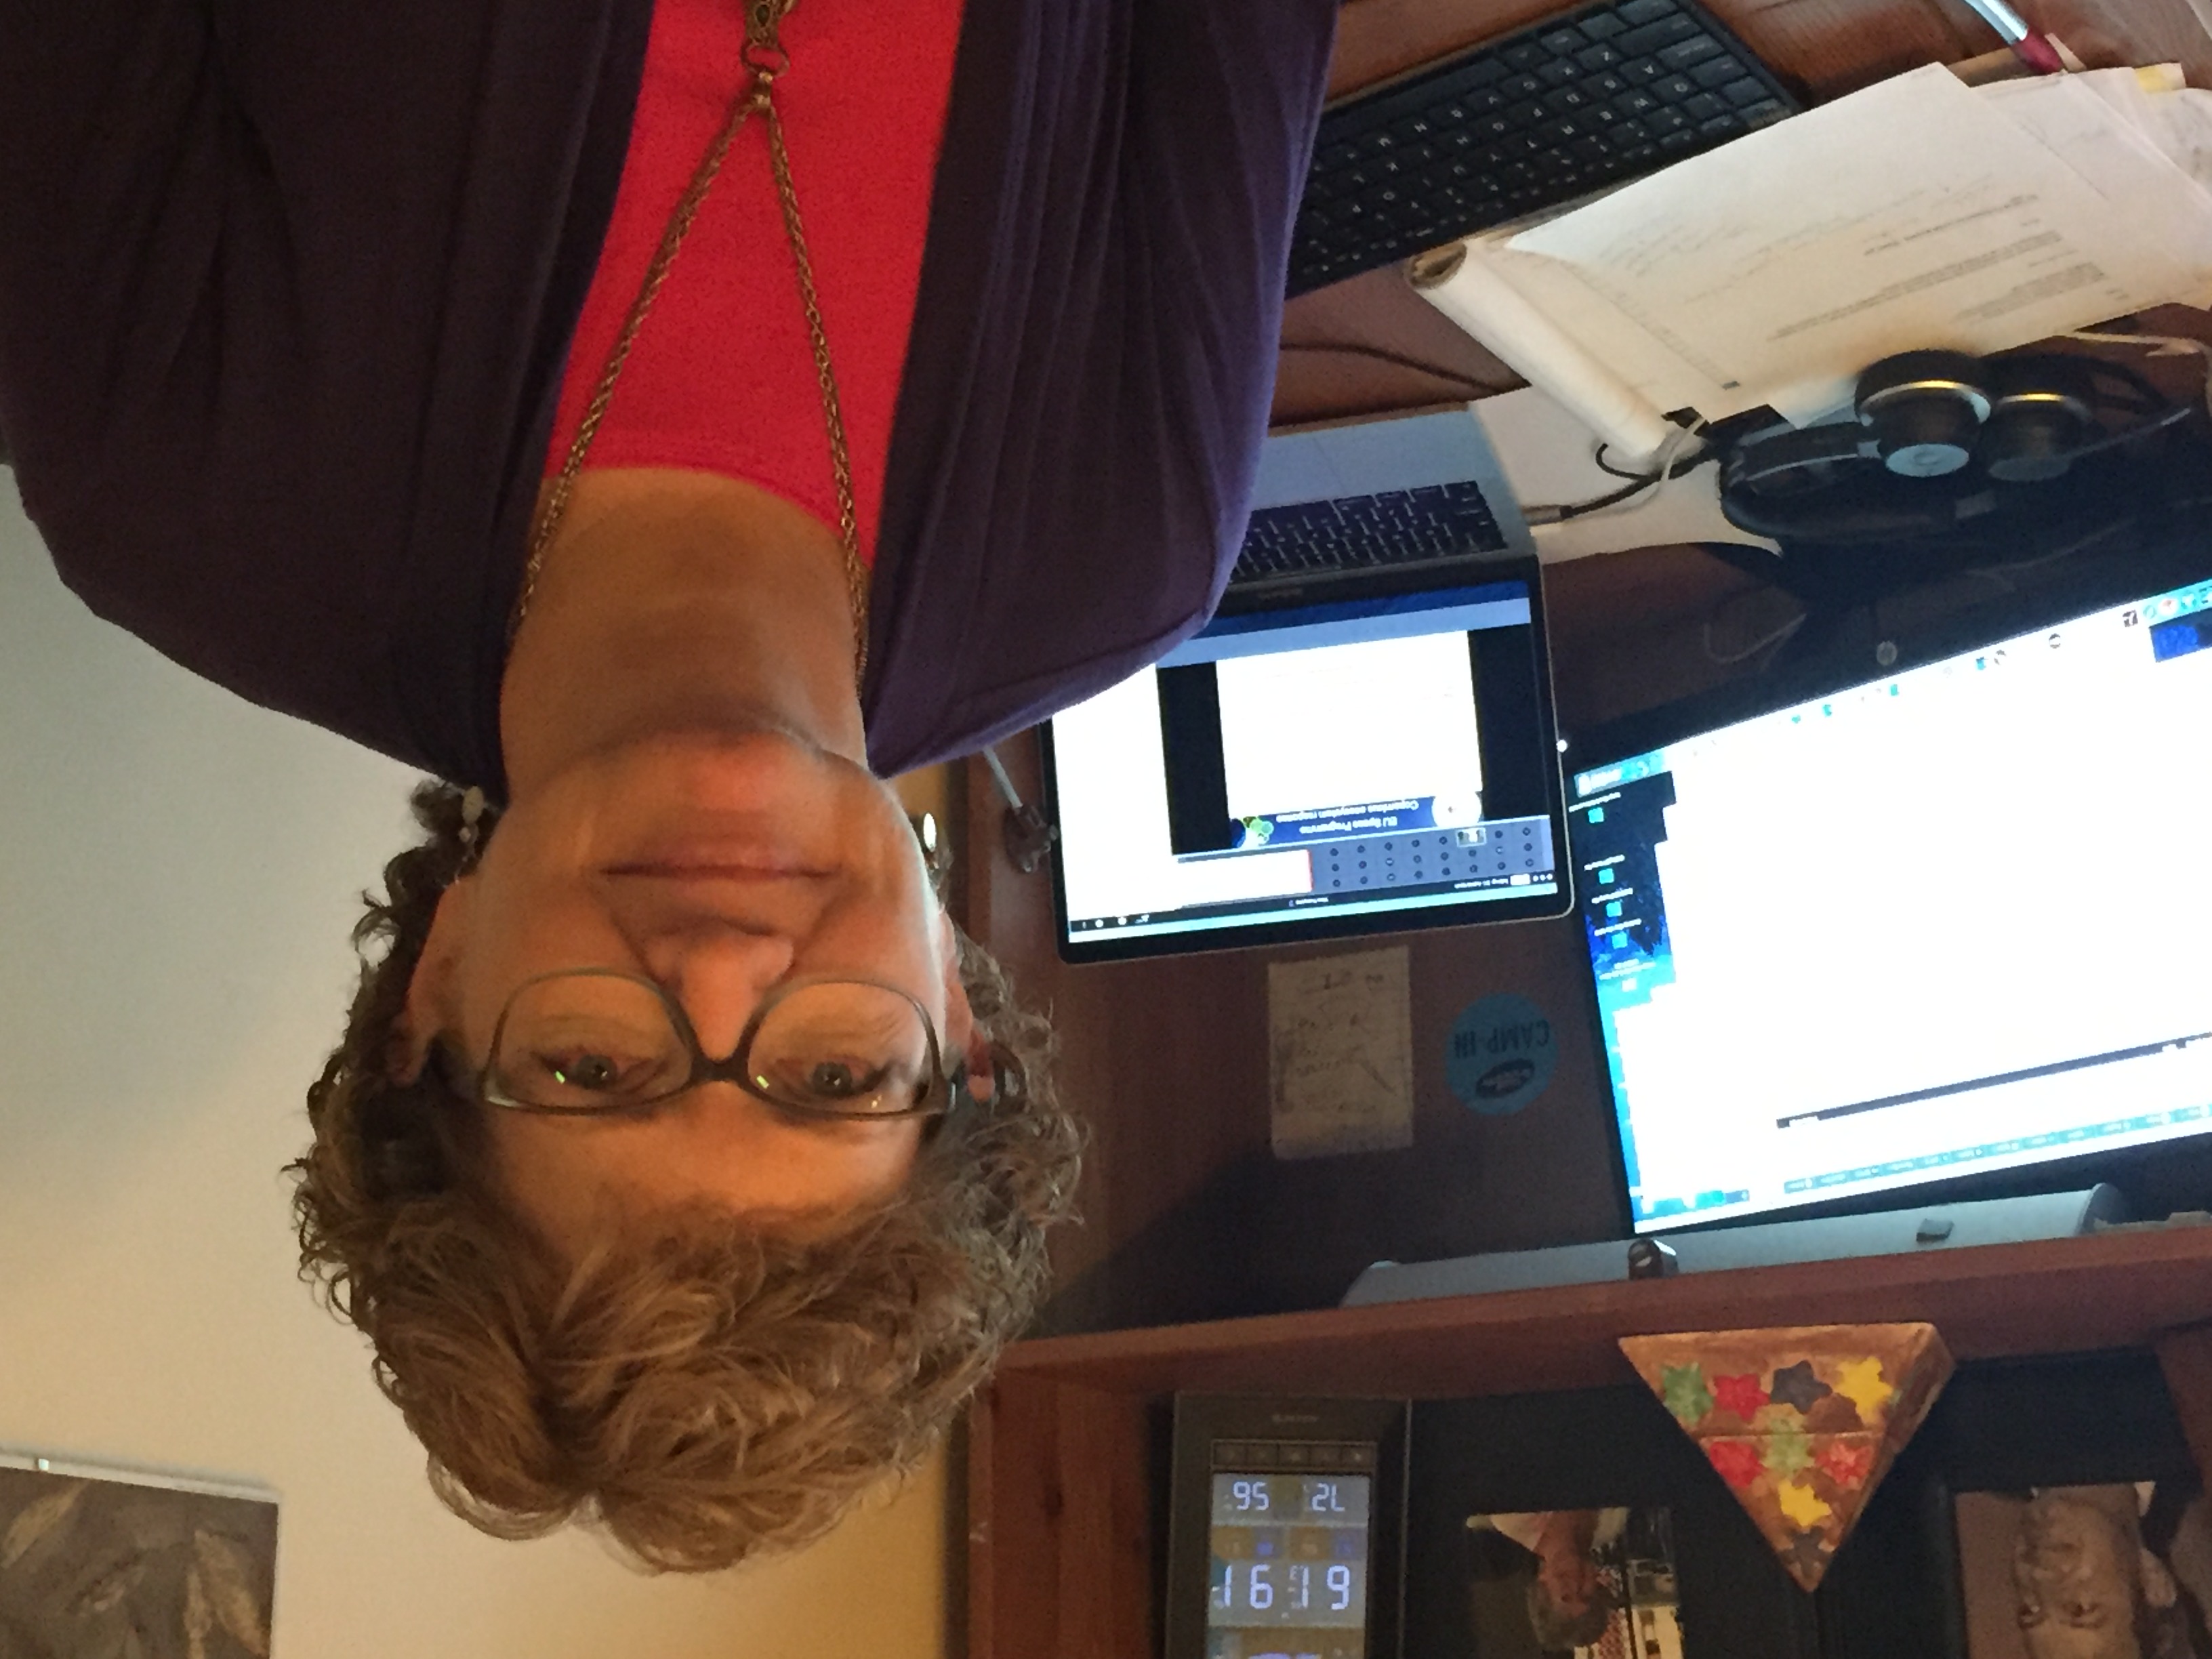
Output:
top-left (491, 975), bottom-right (935, 1115)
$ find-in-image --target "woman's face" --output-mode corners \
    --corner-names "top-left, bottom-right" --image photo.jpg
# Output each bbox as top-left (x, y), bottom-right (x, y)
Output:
top-left (398, 730), bottom-right (985, 1245)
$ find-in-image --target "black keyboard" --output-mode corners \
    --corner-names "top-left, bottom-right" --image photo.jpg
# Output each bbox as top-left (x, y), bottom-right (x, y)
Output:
top-left (1231, 482), bottom-right (1509, 586)
top-left (1289, 0), bottom-right (1797, 295)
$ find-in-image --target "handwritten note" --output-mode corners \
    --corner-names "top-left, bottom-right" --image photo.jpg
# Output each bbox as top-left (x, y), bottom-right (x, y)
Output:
top-left (1267, 947), bottom-right (1414, 1160)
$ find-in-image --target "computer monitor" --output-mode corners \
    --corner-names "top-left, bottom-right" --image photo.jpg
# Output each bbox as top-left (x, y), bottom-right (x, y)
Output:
top-left (1042, 557), bottom-right (1572, 962)
top-left (1573, 569), bottom-right (2212, 1233)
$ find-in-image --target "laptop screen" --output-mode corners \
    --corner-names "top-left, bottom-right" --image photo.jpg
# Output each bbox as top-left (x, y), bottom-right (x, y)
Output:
top-left (1044, 571), bottom-right (1572, 961)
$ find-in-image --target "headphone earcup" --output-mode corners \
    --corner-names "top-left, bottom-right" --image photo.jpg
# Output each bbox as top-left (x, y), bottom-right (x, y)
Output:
top-left (1856, 349), bottom-right (1992, 478)
top-left (1982, 355), bottom-right (2100, 483)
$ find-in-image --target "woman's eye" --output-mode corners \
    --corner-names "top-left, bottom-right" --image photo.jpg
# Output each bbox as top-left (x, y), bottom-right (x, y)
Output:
top-left (541, 1050), bottom-right (644, 1092)
top-left (802, 1060), bottom-right (874, 1098)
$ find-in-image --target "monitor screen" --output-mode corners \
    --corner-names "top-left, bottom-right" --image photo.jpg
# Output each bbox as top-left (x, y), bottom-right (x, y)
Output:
top-left (1574, 573), bottom-right (2212, 1233)
top-left (1043, 571), bottom-right (1572, 961)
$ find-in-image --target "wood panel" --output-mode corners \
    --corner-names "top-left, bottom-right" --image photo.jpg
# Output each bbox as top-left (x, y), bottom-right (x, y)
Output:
top-left (968, 1378), bottom-right (1155, 1659)
top-left (2155, 1321), bottom-right (2212, 1491)
top-left (1000, 1228), bottom-right (2212, 1398)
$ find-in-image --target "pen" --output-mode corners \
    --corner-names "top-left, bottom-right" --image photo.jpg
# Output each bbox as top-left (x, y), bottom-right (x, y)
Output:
top-left (1956, 0), bottom-right (2067, 73)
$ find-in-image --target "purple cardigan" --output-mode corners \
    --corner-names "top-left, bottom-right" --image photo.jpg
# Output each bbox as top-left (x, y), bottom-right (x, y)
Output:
top-left (0, 0), bottom-right (1334, 792)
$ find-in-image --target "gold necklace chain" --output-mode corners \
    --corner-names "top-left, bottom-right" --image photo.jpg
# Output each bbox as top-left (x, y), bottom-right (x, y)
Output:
top-left (511, 0), bottom-right (869, 692)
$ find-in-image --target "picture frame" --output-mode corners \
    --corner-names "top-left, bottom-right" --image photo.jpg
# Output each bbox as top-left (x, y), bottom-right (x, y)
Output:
top-left (0, 1450), bottom-right (278, 1659)
top-left (1929, 1351), bottom-right (2207, 1659)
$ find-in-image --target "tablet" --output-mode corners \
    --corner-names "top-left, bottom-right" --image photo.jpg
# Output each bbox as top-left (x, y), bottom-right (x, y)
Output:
top-left (1042, 558), bottom-right (1573, 962)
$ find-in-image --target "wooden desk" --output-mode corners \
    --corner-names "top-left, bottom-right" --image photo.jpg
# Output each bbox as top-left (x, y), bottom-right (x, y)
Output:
top-left (962, 2), bottom-right (2212, 1325)
top-left (1275, 0), bottom-right (2212, 429)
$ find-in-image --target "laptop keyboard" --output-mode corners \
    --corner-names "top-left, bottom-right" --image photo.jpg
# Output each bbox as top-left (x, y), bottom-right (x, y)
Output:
top-left (1233, 481), bottom-right (1509, 584)
top-left (1289, 0), bottom-right (1797, 295)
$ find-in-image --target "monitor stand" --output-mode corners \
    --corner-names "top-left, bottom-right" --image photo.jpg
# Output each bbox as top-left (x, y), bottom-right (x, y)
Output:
top-left (1340, 1186), bottom-right (2133, 1307)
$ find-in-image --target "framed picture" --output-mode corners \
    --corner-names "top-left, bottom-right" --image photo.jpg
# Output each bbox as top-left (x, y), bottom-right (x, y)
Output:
top-left (1952, 1483), bottom-right (2212, 1659)
top-left (1406, 1387), bottom-right (1835, 1659)
top-left (1462, 1505), bottom-right (1683, 1658)
top-left (0, 1451), bottom-right (277, 1658)
top-left (1930, 1349), bottom-right (2210, 1659)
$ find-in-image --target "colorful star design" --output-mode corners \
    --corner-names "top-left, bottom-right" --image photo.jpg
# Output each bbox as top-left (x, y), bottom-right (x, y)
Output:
top-left (1767, 1360), bottom-right (1831, 1414)
top-left (1776, 1479), bottom-right (1832, 1530)
top-left (1712, 1372), bottom-right (1767, 1420)
top-left (1783, 1528), bottom-right (1830, 1579)
top-left (1706, 1440), bottom-right (1763, 1490)
top-left (1814, 1439), bottom-right (1875, 1489)
top-left (1832, 1357), bottom-right (1893, 1422)
top-left (1658, 1364), bottom-right (1714, 1427)
top-left (1763, 1420), bottom-right (1811, 1477)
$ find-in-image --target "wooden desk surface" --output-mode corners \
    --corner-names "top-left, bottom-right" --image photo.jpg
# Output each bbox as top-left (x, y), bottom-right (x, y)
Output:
top-left (1276, 0), bottom-right (2212, 428)
top-left (969, 0), bottom-right (2212, 1330)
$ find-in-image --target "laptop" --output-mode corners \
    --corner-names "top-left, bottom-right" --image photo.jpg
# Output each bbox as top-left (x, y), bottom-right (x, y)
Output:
top-left (1227, 403), bottom-right (1538, 597)
top-left (1041, 405), bottom-right (1569, 962)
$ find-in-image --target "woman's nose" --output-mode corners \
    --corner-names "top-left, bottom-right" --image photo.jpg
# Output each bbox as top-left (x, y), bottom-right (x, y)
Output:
top-left (642, 927), bottom-right (797, 1059)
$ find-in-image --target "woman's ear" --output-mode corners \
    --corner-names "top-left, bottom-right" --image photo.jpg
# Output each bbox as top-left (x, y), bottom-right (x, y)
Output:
top-left (388, 876), bottom-right (478, 1083)
top-left (935, 912), bottom-right (996, 1102)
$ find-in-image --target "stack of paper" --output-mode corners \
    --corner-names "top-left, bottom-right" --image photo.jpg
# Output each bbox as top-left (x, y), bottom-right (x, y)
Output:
top-left (1416, 64), bottom-right (2212, 463)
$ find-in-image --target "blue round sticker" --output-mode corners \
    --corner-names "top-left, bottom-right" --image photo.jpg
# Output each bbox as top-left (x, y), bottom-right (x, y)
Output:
top-left (1446, 994), bottom-right (1557, 1115)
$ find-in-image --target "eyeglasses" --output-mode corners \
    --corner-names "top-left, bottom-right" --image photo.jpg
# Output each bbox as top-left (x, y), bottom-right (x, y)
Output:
top-left (467, 969), bottom-right (960, 1120)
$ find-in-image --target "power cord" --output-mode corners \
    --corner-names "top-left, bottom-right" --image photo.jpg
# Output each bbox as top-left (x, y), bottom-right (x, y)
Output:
top-left (1523, 420), bottom-right (1713, 524)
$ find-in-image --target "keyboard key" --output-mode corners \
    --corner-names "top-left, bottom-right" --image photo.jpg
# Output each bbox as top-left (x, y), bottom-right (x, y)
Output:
top-left (1618, 0), bottom-right (1678, 20)
top-left (1537, 58), bottom-right (1581, 85)
top-left (1622, 59), bottom-right (1665, 83)
top-left (1609, 119), bottom-right (1652, 148)
top-left (1614, 87), bottom-right (1660, 117)
top-left (1740, 97), bottom-right (1790, 127)
top-left (1659, 36), bottom-right (1725, 70)
top-left (1540, 28), bottom-right (1586, 55)
top-left (1577, 43), bottom-right (1624, 71)
top-left (1618, 14), bottom-right (1701, 55)
top-left (1698, 112), bottom-right (1742, 138)
top-left (1544, 83), bottom-right (1593, 112)
top-left (1652, 74), bottom-right (1699, 101)
top-left (1691, 55), bottom-right (1746, 88)
top-left (1645, 105), bottom-right (1689, 134)
top-left (1682, 91), bottom-right (1724, 120)
top-left (1504, 42), bottom-right (1550, 71)
top-left (1722, 75), bottom-right (1769, 106)
top-left (1578, 12), bottom-right (1627, 39)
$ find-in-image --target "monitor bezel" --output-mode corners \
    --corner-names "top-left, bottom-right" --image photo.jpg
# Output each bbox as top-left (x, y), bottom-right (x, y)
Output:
top-left (1568, 526), bottom-right (2212, 1237)
top-left (1041, 552), bottom-right (1575, 965)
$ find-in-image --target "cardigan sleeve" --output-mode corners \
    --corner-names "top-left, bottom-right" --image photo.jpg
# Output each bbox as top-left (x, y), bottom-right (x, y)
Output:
top-left (861, 0), bottom-right (1338, 776)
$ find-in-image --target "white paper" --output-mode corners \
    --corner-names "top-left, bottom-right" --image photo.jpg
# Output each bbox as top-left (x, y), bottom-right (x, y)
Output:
top-left (1267, 947), bottom-right (1414, 1160)
top-left (1420, 62), bottom-right (2212, 436)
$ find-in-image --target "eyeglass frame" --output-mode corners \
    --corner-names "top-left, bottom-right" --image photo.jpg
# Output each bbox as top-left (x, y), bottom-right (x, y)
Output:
top-left (457, 968), bottom-right (971, 1122)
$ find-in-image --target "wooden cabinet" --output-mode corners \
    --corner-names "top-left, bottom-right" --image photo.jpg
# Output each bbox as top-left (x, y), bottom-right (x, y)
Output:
top-left (968, 1229), bottom-right (2212, 1659)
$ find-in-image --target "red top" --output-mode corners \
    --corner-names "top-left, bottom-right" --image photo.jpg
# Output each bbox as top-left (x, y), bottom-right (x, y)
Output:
top-left (548, 0), bottom-right (966, 563)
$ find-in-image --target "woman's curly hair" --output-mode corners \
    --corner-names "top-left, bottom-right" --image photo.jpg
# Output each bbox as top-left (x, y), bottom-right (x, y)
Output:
top-left (288, 779), bottom-right (1082, 1572)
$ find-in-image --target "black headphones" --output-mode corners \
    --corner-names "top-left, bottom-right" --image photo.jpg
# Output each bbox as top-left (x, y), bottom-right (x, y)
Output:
top-left (1718, 347), bottom-right (2199, 543)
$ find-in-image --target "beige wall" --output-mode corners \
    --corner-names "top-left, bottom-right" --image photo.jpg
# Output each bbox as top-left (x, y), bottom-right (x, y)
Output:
top-left (0, 476), bottom-right (949, 1658)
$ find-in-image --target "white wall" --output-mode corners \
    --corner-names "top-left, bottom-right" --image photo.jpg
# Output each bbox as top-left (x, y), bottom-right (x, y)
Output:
top-left (0, 474), bottom-right (949, 1658)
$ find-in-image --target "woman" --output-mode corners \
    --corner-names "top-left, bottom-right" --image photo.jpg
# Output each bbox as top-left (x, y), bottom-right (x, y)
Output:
top-left (0, 0), bottom-right (1335, 1570)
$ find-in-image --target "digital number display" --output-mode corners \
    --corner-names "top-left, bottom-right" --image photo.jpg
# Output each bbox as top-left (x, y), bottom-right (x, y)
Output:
top-left (1207, 1473), bottom-right (1370, 1652)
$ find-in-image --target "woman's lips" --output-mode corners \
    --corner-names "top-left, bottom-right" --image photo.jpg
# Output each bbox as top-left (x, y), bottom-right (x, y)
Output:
top-left (602, 861), bottom-right (832, 880)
